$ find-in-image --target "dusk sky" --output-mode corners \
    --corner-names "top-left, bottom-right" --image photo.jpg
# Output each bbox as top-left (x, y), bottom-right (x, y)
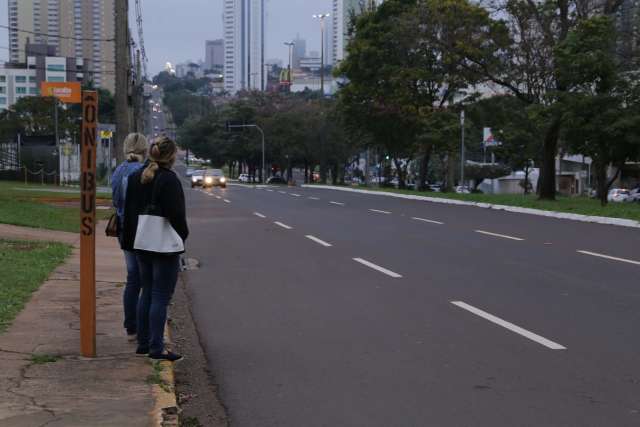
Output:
top-left (0, 0), bottom-right (333, 76)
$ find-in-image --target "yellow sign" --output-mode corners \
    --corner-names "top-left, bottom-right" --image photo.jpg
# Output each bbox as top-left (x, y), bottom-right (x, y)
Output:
top-left (100, 130), bottom-right (113, 139)
top-left (41, 82), bottom-right (82, 104)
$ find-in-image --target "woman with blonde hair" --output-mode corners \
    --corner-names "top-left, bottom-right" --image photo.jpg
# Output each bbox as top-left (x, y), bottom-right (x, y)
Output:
top-left (111, 132), bottom-right (148, 342)
top-left (121, 136), bottom-right (188, 361)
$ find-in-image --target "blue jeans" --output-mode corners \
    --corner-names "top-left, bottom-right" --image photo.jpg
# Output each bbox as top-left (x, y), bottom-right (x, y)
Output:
top-left (136, 252), bottom-right (180, 354)
top-left (123, 250), bottom-right (141, 335)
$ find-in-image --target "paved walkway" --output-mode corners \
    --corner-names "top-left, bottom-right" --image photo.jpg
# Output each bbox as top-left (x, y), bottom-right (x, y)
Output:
top-left (0, 224), bottom-right (162, 427)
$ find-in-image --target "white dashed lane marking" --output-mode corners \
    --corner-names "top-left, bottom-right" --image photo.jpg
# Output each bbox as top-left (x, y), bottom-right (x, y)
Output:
top-left (254, 212), bottom-right (266, 218)
top-left (352, 258), bottom-right (402, 278)
top-left (451, 301), bottom-right (566, 350)
top-left (577, 250), bottom-right (640, 266)
top-left (369, 209), bottom-right (391, 215)
top-left (305, 235), bottom-right (333, 247)
top-left (330, 201), bottom-right (345, 206)
top-left (274, 221), bottom-right (293, 230)
top-left (475, 230), bottom-right (524, 241)
top-left (412, 217), bottom-right (443, 225)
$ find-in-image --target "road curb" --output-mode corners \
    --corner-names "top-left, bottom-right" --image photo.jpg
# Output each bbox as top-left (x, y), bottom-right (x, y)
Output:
top-left (302, 185), bottom-right (640, 229)
top-left (150, 326), bottom-right (180, 427)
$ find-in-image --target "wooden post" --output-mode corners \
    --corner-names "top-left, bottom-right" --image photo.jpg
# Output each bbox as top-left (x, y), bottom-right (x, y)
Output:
top-left (80, 91), bottom-right (98, 357)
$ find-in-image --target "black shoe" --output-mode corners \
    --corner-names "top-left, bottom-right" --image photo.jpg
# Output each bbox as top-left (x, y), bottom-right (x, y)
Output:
top-left (149, 351), bottom-right (183, 362)
top-left (135, 346), bottom-right (149, 356)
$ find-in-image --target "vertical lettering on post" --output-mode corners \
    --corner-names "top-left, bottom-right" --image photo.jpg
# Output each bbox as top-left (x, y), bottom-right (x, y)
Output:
top-left (80, 91), bottom-right (98, 358)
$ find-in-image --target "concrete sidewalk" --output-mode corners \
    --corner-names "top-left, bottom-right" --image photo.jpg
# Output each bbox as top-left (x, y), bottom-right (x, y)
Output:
top-left (0, 224), bottom-right (175, 426)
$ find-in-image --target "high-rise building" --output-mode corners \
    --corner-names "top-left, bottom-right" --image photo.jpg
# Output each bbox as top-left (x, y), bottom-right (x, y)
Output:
top-left (205, 39), bottom-right (224, 73)
top-left (292, 34), bottom-right (306, 69)
top-left (7, 0), bottom-right (116, 93)
top-left (223, 0), bottom-right (266, 94)
top-left (332, 0), bottom-right (361, 64)
top-left (615, 0), bottom-right (640, 71)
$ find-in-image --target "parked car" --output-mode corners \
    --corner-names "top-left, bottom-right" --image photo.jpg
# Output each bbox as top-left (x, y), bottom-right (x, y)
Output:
top-left (627, 188), bottom-right (640, 202)
top-left (455, 185), bottom-right (471, 194)
top-left (607, 188), bottom-right (630, 203)
top-left (267, 176), bottom-right (287, 185)
top-left (238, 173), bottom-right (250, 183)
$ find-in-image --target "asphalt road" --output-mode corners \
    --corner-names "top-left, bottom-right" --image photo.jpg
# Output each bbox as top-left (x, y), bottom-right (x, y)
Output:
top-left (182, 181), bottom-right (640, 427)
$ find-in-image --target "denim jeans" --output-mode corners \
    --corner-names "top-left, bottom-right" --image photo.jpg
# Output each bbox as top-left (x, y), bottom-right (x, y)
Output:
top-left (136, 252), bottom-right (180, 354)
top-left (123, 250), bottom-right (141, 335)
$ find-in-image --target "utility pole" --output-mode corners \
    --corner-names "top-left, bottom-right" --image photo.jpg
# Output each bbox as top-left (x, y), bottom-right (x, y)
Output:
top-left (134, 49), bottom-right (144, 133)
top-left (313, 13), bottom-right (330, 96)
top-left (115, 0), bottom-right (131, 163)
top-left (284, 42), bottom-right (295, 92)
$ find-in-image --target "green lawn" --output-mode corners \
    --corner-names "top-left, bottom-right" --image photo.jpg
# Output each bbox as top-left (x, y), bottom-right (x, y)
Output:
top-left (337, 185), bottom-right (640, 222)
top-left (0, 240), bottom-right (71, 333)
top-left (0, 181), bottom-right (113, 232)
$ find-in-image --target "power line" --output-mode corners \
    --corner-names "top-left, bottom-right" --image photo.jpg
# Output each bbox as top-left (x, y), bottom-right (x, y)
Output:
top-left (0, 46), bottom-right (117, 64)
top-left (135, 0), bottom-right (149, 78)
top-left (1, 24), bottom-right (115, 43)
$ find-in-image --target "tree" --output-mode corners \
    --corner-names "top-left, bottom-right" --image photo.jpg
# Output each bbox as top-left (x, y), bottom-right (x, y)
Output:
top-left (556, 16), bottom-right (640, 205)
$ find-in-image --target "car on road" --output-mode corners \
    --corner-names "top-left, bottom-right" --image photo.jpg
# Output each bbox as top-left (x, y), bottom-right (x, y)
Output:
top-left (267, 176), bottom-right (287, 185)
top-left (607, 188), bottom-right (630, 202)
top-left (192, 169), bottom-right (227, 188)
top-left (238, 173), bottom-right (250, 183)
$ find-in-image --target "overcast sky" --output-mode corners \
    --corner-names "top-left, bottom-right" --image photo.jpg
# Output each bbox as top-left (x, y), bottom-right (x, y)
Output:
top-left (0, 0), bottom-right (332, 75)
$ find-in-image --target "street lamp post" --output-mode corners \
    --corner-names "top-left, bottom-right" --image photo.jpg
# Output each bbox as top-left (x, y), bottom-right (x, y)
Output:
top-left (313, 13), bottom-right (330, 96)
top-left (284, 42), bottom-right (295, 90)
top-left (460, 110), bottom-right (465, 189)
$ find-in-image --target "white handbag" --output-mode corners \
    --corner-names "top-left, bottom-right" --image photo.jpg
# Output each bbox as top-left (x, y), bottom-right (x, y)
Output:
top-left (134, 214), bottom-right (184, 253)
top-left (133, 177), bottom-right (185, 253)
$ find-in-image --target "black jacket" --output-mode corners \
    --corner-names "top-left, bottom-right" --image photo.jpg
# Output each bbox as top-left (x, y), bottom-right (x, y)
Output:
top-left (121, 166), bottom-right (189, 254)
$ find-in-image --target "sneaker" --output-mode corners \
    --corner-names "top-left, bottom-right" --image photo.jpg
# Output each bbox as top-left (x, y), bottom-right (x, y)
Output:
top-left (135, 346), bottom-right (149, 356)
top-left (149, 351), bottom-right (183, 362)
top-left (127, 333), bottom-right (137, 343)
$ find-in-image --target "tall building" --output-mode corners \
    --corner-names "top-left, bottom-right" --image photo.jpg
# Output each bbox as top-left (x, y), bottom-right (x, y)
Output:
top-left (332, 0), bottom-right (381, 64)
top-left (205, 39), bottom-right (224, 73)
top-left (7, 0), bottom-right (116, 93)
top-left (615, 0), bottom-right (640, 71)
top-left (223, 0), bottom-right (266, 94)
top-left (292, 34), bottom-right (306, 69)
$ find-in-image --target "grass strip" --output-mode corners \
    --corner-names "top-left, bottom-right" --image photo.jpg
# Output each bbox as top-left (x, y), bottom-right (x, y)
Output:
top-left (0, 239), bottom-right (71, 333)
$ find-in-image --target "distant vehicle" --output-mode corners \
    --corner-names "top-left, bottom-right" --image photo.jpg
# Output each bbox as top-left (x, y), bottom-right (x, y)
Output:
top-left (627, 188), bottom-right (640, 202)
top-left (608, 188), bottom-right (630, 202)
top-left (238, 173), bottom-right (250, 183)
top-left (455, 186), bottom-right (471, 194)
top-left (267, 176), bottom-right (287, 185)
top-left (191, 169), bottom-right (227, 188)
top-left (428, 184), bottom-right (442, 192)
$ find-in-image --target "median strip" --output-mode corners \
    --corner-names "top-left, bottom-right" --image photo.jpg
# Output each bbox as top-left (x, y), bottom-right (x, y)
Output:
top-left (451, 301), bottom-right (566, 350)
top-left (274, 221), bottom-right (292, 230)
top-left (412, 217), bottom-right (444, 225)
top-left (474, 230), bottom-right (524, 241)
top-left (305, 235), bottom-right (333, 247)
top-left (577, 250), bottom-right (640, 266)
top-left (352, 258), bottom-right (402, 278)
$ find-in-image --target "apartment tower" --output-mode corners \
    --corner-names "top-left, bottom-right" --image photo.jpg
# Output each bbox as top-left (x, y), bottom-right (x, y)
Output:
top-left (223, 0), bottom-right (266, 94)
top-left (8, 0), bottom-right (116, 93)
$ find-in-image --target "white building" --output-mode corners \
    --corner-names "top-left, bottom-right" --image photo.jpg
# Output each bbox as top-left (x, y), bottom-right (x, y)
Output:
top-left (0, 67), bottom-right (38, 110)
top-left (223, 0), bottom-right (266, 94)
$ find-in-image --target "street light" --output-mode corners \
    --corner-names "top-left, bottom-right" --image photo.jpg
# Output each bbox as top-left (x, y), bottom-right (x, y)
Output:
top-left (460, 110), bottom-right (465, 189)
top-left (283, 41), bottom-right (295, 90)
top-left (312, 13), bottom-right (330, 95)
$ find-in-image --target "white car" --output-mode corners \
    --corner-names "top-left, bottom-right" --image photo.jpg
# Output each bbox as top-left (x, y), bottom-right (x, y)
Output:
top-left (607, 188), bottom-right (630, 202)
top-left (455, 185), bottom-right (471, 194)
top-left (627, 188), bottom-right (640, 202)
top-left (238, 173), bottom-right (250, 183)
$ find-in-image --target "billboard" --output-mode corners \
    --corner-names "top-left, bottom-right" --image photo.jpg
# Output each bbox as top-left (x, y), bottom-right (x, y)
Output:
top-left (41, 82), bottom-right (82, 104)
top-left (483, 127), bottom-right (500, 147)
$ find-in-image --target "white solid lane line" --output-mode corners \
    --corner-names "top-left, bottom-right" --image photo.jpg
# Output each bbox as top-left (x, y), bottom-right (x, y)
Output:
top-left (330, 201), bottom-right (345, 206)
top-left (305, 235), bottom-right (333, 247)
top-left (369, 209), bottom-right (391, 215)
top-left (290, 193), bottom-right (302, 197)
top-left (412, 217), bottom-right (444, 225)
top-left (451, 301), bottom-right (566, 350)
top-left (352, 258), bottom-right (402, 278)
top-left (254, 212), bottom-right (266, 218)
top-left (308, 197), bottom-right (320, 200)
top-left (475, 230), bottom-right (524, 241)
top-left (274, 221), bottom-right (293, 230)
top-left (577, 250), bottom-right (640, 266)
